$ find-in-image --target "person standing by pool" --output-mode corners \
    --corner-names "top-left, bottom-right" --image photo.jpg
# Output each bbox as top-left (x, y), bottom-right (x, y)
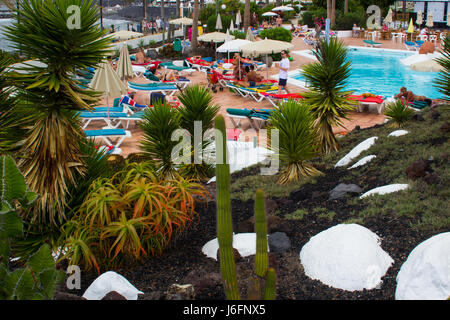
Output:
top-left (278, 50), bottom-right (290, 94)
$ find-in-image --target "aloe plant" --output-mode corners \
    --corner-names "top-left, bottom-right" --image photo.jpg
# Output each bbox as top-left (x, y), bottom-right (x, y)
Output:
top-left (0, 155), bottom-right (64, 300)
top-left (214, 115), bottom-right (277, 300)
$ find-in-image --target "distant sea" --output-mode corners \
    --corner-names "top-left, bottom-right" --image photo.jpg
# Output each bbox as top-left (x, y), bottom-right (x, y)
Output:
top-left (0, 17), bottom-right (133, 52)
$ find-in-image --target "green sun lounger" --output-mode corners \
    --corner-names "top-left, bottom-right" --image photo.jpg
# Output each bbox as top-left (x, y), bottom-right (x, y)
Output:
top-left (363, 40), bottom-right (382, 47)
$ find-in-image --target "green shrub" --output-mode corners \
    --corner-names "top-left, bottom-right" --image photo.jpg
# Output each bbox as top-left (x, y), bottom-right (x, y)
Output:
top-left (259, 27), bottom-right (293, 43)
top-left (334, 11), bottom-right (366, 30)
top-left (300, 8), bottom-right (327, 27)
top-left (230, 30), bottom-right (246, 40)
top-left (384, 100), bottom-right (415, 127)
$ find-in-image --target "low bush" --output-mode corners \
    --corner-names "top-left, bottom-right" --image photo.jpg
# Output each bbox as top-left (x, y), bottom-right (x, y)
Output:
top-left (259, 27), bottom-right (293, 43)
top-left (384, 100), bottom-right (415, 127)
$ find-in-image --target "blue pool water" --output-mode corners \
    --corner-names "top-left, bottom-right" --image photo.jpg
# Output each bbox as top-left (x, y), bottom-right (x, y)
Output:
top-left (291, 48), bottom-right (442, 99)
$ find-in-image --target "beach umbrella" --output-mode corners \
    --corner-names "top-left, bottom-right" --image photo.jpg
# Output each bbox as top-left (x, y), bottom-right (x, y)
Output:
top-left (240, 37), bottom-right (294, 79)
top-left (169, 17), bottom-right (193, 25)
top-left (272, 6), bottom-right (295, 12)
top-left (262, 12), bottom-right (278, 17)
top-left (89, 61), bottom-right (127, 125)
top-left (245, 27), bottom-right (255, 41)
top-left (216, 13), bottom-right (223, 31)
top-left (230, 19), bottom-right (235, 32)
top-left (198, 31), bottom-right (235, 43)
top-left (425, 12), bottom-right (433, 28)
top-left (116, 44), bottom-right (133, 81)
top-left (236, 11), bottom-right (242, 29)
top-left (406, 18), bottom-right (414, 41)
top-left (225, 29), bottom-right (232, 42)
top-left (416, 10), bottom-right (423, 25)
top-left (107, 30), bottom-right (143, 40)
top-left (384, 8), bottom-right (393, 25)
top-left (216, 38), bottom-right (252, 59)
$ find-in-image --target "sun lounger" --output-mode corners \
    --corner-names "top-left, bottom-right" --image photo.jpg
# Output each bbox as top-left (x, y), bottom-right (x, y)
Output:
top-left (184, 57), bottom-right (212, 71)
top-left (258, 92), bottom-right (304, 107)
top-left (226, 108), bottom-right (269, 130)
top-left (348, 94), bottom-right (385, 114)
top-left (84, 128), bottom-right (132, 155)
top-left (363, 40), bottom-right (382, 48)
top-left (405, 41), bottom-right (420, 51)
top-left (127, 82), bottom-right (179, 96)
top-left (79, 112), bottom-right (128, 129)
top-left (226, 83), bottom-right (279, 102)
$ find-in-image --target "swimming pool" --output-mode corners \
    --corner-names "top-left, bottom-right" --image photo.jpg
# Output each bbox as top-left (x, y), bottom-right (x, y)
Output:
top-left (290, 47), bottom-right (442, 99)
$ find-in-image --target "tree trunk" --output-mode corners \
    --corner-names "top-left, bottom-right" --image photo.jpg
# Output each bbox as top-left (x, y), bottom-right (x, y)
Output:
top-left (144, 0), bottom-right (147, 20)
top-left (344, 0), bottom-right (348, 14)
top-left (191, 0), bottom-right (199, 53)
top-left (176, 0), bottom-right (180, 17)
top-left (266, 0), bottom-right (269, 6)
top-left (327, 0), bottom-right (331, 22)
top-left (244, 0), bottom-right (250, 34)
top-left (161, 0), bottom-right (165, 19)
top-left (200, 0), bottom-right (204, 9)
top-left (331, 0), bottom-right (336, 27)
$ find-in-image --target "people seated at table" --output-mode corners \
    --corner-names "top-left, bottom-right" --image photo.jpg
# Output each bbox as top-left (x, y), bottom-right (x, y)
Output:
top-left (352, 24), bottom-right (361, 38)
top-left (420, 27), bottom-right (429, 36)
top-left (394, 87), bottom-right (432, 105)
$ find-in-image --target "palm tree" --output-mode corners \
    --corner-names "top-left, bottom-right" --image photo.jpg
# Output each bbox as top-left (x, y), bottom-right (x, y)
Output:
top-left (344, 0), bottom-right (349, 14)
top-left (176, 0), bottom-right (180, 17)
top-left (144, 0), bottom-right (148, 20)
top-left (4, 0), bottom-right (112, 227)
top-left (191, 0), bottom-right (200, 53)
top-left (161, 0), bottom-right (165, 19)
top-left (301, 38), bottom-right (356, 154)
top-left (331, 0), bottom-right (336, 27)
top-left (244, 0), bottom-right (250, 34)
top-left (434, 36), bottom-right (450, 100)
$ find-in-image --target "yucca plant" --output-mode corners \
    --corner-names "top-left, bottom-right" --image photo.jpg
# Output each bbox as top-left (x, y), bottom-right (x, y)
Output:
top-left (0, 50), bottom-right (32, 153)
top-left (434, 35), bottom-right (450, 100)
top-left (139, 101), bottom-right (182, 180)
top-left (177, 85), bottom-right (220, 181)
top-left (301, 37), bottom-right (356, 154)
top-left (3, 0), bottom-right (113, 227)
top-left (384, 100), bottom-right (415, 128)
top-left (269, 100), bottom-right (322, 184)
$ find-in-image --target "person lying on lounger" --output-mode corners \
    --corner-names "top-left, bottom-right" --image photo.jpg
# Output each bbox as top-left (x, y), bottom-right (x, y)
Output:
top-left (135, 47), bottom-right (151, 64)
top-left (237, 65), bottom-right (265, 87)
top-left (190, 55), bottom-right (214, 66)
top-left (394, 87), bottom-right (432, 105)
top-left (154, 69), bottom-right (178, 82)
top-left (119, 92), bottom-right (148, 109)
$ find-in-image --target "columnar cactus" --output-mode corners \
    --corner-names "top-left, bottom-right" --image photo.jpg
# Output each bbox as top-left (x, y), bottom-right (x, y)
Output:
top-left (214, 115), bottom-right (277, 300)
top-left (215, 115), bottom-right (240, 300)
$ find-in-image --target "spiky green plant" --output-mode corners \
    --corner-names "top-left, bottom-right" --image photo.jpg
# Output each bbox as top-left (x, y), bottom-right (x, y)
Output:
top-left (269, 100), bottom-right (322, 184)
top-left (384, 100), bottom-right (415, 128)
top-left (0, 155), bottom-right (64, 300)
top-left (434, 35), bottom-right (450, 100)
top-left (3, 0), bottom-right (112, 227)
top-left (301, 37), bottom-right (356, 154)
top-left (177, 84), bottom-right (220, 181)
top-left (0, 50), bottom-right (32, 153)
top-left (139, 101), bottom-right (182, 180)
top-left (214, 115), bottom-right (277, 300)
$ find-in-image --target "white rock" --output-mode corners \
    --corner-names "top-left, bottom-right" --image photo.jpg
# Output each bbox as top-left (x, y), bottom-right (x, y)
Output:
top-left (299, 224), bottom-right (394, 291)
top-left (396, 232), bottom-right (450, 300)
top-left (202, 233), bottom-right (269, 260)
top-left (388, 130), bottom-right (409, 137)
top-left (335, 137), bottom-right (378, 168)
top-left (82, 271), bottom-right (144, 300)
top-left (348, 155), bottom-right (377, 169)
top-left (360, 184), bottom-right (409, 199)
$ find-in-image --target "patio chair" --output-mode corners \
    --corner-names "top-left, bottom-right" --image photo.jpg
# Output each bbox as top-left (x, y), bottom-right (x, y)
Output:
top-left (84, 128), bottom-right (132, 155)
top-left (127, 82), bottom-right (179, 96)
top-left (363, 40), bottom-right (382, 48)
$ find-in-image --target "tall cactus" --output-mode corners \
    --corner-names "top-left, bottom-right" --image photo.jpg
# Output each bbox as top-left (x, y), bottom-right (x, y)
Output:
top-left (215, 115), bottom-right (240, 300)
top-left (214, 115), bottom-right (277, 300)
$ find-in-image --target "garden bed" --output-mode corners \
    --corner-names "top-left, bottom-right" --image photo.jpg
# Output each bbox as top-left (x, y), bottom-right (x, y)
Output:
top-left (58, 104), bottom-right (449, 300)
